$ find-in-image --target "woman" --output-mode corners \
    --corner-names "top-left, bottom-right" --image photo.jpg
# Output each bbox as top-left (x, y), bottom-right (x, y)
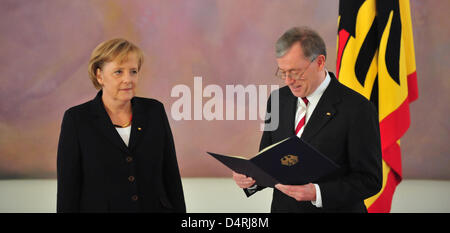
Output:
top-left (57, 38), bottom-right (186, 212)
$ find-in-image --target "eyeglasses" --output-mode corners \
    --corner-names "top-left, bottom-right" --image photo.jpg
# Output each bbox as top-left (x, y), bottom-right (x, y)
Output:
top-left (275, 56), bottom-right (317, 81)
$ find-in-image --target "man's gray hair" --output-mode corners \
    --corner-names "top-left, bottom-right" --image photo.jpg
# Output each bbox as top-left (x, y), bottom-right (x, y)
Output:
top-left (275, 26), bottom-right (327, 60)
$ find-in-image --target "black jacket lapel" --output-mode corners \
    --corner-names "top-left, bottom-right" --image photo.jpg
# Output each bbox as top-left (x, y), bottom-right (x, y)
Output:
top-left (301, 72), bottom-right (342, 142)
top-left (279, 88), bottom-right (298, 138)
top-left (89, 91), bottom-right (130, 153)
top-left (127, 98), bottom-right (149, 151)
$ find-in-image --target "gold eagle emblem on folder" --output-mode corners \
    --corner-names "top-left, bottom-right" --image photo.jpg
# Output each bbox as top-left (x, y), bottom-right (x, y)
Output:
top-left (281, 154), bottom-right (299, 166)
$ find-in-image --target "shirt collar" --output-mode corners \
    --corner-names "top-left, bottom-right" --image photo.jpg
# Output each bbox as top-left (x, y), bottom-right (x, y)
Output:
top-left (298, 70), bottom-right (331, 106)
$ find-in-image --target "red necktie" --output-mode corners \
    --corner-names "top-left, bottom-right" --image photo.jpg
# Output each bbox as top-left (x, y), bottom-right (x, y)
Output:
top-left (295, 97), bottom-right (309, 135)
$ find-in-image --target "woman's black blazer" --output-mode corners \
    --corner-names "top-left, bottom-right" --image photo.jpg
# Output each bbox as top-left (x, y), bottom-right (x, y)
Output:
top-left (57, 91), bottom-right (186, 212)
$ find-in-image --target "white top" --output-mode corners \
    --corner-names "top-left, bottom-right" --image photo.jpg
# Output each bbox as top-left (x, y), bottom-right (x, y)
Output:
top-left (115, 125), bottom-right (131, 146)
top-left (294, 70), bottom-right (331, 208)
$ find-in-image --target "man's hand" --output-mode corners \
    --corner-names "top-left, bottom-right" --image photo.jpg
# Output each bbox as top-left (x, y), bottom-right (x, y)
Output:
top-left (232, 171), bottom-right (256, 189)
top-left (275, 183), bottom-right (316, 202)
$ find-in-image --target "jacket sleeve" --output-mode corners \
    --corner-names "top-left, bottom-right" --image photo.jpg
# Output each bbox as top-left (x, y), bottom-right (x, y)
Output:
top-left (56, 109), bottom-right (82, 212)
top-left (160, 103), bottom-right (186, 213)
top-left (318, 100), bottom-right (383, 209)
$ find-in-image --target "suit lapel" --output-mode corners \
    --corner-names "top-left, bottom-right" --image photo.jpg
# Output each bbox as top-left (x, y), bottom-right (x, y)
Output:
top-left (301, 73), bottom-right (342, 142)
top-left (279, 88), bottom-right (298, 138)
top-left (127, 98), bottom-right (149, 151)
top-left (89, 91), bottom-right (130, 153)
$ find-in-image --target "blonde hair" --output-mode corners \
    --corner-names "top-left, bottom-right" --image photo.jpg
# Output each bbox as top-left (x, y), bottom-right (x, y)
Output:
top-left (88, 38), bottom-right (144, 90)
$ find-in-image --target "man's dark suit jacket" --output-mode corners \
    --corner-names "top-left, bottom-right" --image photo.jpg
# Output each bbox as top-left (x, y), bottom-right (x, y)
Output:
top-left (57, 91), bottom-right (186, 213)
top-left (247, 72), bottom-right (382, 213)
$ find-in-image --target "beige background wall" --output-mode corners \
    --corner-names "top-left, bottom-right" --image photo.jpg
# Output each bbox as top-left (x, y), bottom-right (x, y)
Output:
top-left (0, 0), bottom-right (448, 179)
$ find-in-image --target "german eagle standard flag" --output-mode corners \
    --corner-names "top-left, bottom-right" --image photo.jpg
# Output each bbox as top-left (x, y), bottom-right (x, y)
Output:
top-left (336, 0), bottom-right (418, 212)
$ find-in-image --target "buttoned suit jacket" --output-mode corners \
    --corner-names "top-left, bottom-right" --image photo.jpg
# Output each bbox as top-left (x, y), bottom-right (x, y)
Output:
top-left (247, 72), bottom-right (382, 213)
top-left (57, 91), bottom-right (186, 212)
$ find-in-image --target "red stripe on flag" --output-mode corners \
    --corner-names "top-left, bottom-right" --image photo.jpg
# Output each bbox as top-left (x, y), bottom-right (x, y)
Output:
top-left (378, 70), bottom-right (420, 175)
top-left (367, 168), bottom-right (401, 213)
top-left (382, 142), bottom-right (403, 179)
top-left (379, 99), bottom-right (410, 154)
top-left (407, 71), bottom-right (418, 102)
top-left (336, 29), bottom-right (350, 79)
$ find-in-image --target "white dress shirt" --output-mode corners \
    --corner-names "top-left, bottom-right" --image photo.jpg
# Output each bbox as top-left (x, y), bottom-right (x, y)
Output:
top-left (295, 71), bottom-right (331, 208)
top-left (115, 125), bottom-right (131, 146)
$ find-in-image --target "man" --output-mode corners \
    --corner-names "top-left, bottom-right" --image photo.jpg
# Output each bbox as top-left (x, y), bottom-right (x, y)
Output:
top-left (232, 27), bottom-right (382, 212)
